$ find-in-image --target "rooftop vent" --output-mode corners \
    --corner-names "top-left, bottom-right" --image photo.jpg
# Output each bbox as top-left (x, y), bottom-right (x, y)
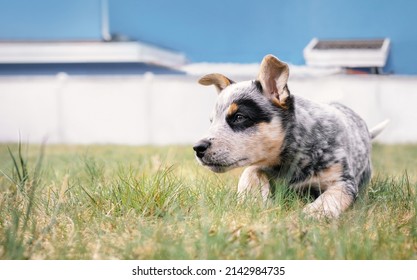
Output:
top-left (304, 38), bottom-right (390, 73)
top-left (0, 41), bottom-right (187, 68)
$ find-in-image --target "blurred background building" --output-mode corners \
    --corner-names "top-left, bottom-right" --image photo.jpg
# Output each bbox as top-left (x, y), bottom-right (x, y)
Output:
top-left (0, 0), bottom-right (416, 144)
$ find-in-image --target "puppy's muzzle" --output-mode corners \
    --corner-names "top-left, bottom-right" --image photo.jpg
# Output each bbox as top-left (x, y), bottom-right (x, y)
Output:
top-left (193, 139), bottom-right (211, 158)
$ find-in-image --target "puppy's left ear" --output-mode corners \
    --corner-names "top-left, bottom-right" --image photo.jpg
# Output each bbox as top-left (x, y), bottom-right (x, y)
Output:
top-left (258, 54), bottom-right (290, 108)
top-left (198, 73), bottom-right (234, 94)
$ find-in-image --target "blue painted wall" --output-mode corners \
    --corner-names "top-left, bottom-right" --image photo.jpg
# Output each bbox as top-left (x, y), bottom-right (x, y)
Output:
top-left (1, 0), bottom-right (417, 74)
top-left (0, 0), bottom-right (102, 40)
top-left (109, 0), bottom-right (417, 74)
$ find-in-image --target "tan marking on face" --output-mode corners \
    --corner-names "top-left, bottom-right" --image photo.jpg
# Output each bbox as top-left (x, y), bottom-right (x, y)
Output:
top-left (227, 103), bottom-right (239, 117)
top-left (244, 118), bottom-right (286, 167)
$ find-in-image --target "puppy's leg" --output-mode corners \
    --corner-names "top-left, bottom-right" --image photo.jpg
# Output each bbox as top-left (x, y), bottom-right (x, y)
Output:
top-left (303, 183), bottom-right (355, 219)
top-left (238, 166), bottom-right (270, 202)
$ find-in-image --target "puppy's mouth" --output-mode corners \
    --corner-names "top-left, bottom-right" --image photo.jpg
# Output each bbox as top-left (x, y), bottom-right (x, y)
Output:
top-left (199, 158), bottom-right (248, 173)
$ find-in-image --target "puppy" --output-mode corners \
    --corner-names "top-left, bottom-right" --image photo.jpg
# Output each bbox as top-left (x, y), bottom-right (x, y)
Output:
top-left (193, 54), bottom-right (388, 219)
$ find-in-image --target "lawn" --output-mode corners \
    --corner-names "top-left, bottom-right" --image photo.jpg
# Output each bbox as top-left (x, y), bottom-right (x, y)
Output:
top-left (0, 143), bottom-right (416, 259)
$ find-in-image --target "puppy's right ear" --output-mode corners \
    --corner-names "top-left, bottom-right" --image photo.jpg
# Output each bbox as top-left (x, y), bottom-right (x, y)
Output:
top-left (198, 73), bottom-right (234, 94)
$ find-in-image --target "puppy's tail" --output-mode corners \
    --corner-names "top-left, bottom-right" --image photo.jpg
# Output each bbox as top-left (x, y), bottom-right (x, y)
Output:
top-left (370, 119), bottom-right (390, 140)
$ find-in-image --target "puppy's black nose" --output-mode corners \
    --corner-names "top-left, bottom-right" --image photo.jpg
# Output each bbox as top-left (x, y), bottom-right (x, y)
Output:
top-left (193, 139), bottom-right (211, 158)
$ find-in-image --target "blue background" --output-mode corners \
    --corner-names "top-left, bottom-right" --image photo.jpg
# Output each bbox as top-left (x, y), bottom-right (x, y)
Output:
top-left (0, 0), bottom-right (102, 40)
top-left (1, 0), bottom-right (417, 74)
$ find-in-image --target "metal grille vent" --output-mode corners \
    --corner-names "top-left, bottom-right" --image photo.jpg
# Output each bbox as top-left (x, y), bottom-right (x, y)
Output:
top-left (304, 38), bottom-right (390, 71)
top-left (313, 39), bottom-right (385, 50)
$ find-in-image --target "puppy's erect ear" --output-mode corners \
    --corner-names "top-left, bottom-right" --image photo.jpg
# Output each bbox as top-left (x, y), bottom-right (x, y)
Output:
top-left (258, 54), bottom-right (290, 108)
top-left (198, 73), bottom-right (234, 94)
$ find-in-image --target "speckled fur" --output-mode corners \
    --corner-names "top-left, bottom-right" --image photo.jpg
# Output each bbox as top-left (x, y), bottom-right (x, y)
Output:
top-left (277, 95), bottom-right (372, 196)
top-left (193, 55), bottom-right (385, 219)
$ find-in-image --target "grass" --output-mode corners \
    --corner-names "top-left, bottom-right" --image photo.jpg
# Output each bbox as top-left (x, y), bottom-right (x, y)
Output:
top-left (0, 143), bottom-right (416, 260)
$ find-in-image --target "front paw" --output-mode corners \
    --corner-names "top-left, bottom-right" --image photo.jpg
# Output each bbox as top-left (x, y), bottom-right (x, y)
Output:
top-left (302, 200), bottom-right (342, 220)
top-left (237, 166), bottom-right (270, 202)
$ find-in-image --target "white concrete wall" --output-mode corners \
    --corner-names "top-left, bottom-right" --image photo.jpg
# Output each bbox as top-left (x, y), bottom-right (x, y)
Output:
top-left (1, 73), bottom-right (416, 145)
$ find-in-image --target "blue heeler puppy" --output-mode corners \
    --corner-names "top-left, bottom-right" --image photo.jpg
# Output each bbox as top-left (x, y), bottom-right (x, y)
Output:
top-left (193, 54), bottom-right (388, 219)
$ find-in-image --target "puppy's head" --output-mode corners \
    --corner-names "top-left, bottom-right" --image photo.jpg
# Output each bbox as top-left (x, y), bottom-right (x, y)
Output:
top-left (193, 55), bottom-right (291, 173)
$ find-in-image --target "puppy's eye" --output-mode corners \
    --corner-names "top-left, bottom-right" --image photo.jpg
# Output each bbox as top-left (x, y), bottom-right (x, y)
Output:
top-left (233, 113), bottom-right (247, 123)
